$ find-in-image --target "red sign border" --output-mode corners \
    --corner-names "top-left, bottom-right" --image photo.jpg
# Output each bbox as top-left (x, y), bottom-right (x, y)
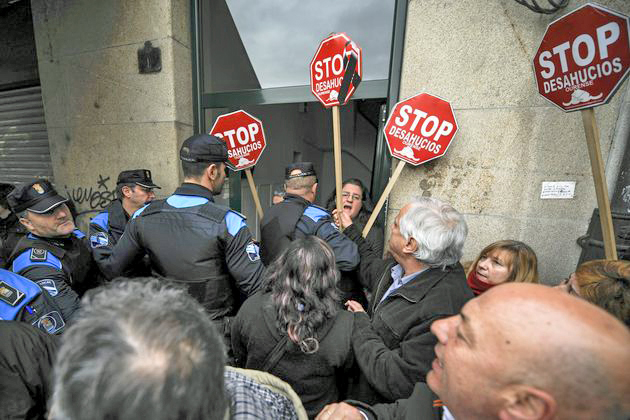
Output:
top-left (383, 92), bottom-right (459, 167)
top-left (209, 109), bottom-right (267, 172)
top-left (309, 32), bottom-right (363, 108)
top-left (532, 2), bottom-right (630, 113)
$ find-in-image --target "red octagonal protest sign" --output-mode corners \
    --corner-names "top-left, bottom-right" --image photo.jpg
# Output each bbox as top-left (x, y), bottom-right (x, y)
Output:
top-left (310, 33), bottom-right (362, 108)
top-left (533, 3), bottom-right (630, 112)
top-left (209, 110), bottom-right (266, 171)
top-left (384, 93), bottom-right (458, 166)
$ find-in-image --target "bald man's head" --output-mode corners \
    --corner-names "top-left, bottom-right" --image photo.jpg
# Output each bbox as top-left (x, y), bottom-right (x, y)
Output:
top-left (428, 283), bottom-right (630, 420)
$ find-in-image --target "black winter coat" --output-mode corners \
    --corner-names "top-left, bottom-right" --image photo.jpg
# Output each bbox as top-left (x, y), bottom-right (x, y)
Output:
top-left (344, 224), bottom-right (473, 404)
top-left (0, 321), bottom-right (58, 420)
top-left (231, 292), bottom-right (355, 418)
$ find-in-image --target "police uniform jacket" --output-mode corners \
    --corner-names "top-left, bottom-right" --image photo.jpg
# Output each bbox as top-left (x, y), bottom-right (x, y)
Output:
top-left (96, 183), bottom-right (264, 322)
top-left (260, 194), bottom-right (359, 270)
top-left (89, 199), bottom-right (150, 277)
top-left (8, 230), bottom-right (94, 325)
top-left (343, 223), bottom-right (473, 404)
top-left (0, 269), bottom-right (70, 335)
top-left (260, 193), bottom-right (361, 303)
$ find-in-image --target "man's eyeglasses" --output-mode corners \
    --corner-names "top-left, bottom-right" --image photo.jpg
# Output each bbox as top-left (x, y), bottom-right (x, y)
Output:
top-left (342, 192), bottom-right (361, 201)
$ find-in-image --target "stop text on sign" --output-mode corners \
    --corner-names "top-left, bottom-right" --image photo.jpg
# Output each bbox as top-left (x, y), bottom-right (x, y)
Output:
top-left (209, 110), bottom-right (267, 170)
top-left (384, 92), bottom-right (458, 166)
top-left (213, 124), bottom-right (263, 160)
top-left (389, 105), bottom-right (455, 154)
top-left (310, 33), bottom-right (362, 107)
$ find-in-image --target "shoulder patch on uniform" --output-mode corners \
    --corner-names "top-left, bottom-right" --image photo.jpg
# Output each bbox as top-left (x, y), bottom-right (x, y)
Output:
top-left (73, 229), bottom-right (86, 239)
top-left (0, 281), bottom-right (25, 306)
top-left (132, 204), bottom-right (150, 219)
top-left (90, 232), bottom-right (109, 248)
top-left (32, 311), bottom-right (65, 334)
top-left (245, 241), bottom-right (260, 262)
top-left (30, 248), bottom-right (47, 262)
top-left (37, 279), bottom-right (59, 297)
top-left (225, 211), bottom-right (247, 236)
top-left (303, 205), bottom-right (329, 222)
top-left (90, 211), bottom-right (109, 230)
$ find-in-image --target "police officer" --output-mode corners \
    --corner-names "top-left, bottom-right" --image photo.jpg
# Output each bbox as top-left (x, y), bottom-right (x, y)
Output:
top-left (6, 180), bottom-right (95, 324)
top-left (97, 134), bottom-right (265, 346)
top-left (259, 162), bottom-right (361, 302)
top-left (0, 268), bottom-right (69, 335)
top-left (89, 169), bottom-right (160, 276)
top-left (0, 183), bottom-right (26, 269)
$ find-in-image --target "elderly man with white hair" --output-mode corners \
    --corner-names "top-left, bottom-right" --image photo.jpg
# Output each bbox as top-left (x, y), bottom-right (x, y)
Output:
top-left (335, 197), bottom-right (473, 404)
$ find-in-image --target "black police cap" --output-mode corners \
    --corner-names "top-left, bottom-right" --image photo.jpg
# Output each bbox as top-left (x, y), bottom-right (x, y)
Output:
top-left (116, 169), bottom-right (161, 189)
top-left (7, 179), bottom-right (68, 214)
top-left (180, 134), bottom-right (229, 164)
top-left (285, 162), bottom-right (317, 180)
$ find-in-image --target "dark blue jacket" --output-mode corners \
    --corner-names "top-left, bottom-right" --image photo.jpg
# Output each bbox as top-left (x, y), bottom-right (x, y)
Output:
top-left (8, 230), bottom-right (94, 324)
top-left (89, 199), bottom-right (150, 277)
top-left (260, 193), bottom-right (359, 271)
top-left (96, 183), bottom-right (264, 322)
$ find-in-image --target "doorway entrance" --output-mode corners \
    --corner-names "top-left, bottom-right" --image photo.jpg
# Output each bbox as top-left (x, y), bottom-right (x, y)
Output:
top-left (191, 0), bottom-right (402, 236)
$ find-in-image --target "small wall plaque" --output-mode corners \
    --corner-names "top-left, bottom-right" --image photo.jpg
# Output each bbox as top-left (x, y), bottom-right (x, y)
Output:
top-left (138, 41), bottom-right (161, 74)
top-left (540, 181), bottom-right (576, 199)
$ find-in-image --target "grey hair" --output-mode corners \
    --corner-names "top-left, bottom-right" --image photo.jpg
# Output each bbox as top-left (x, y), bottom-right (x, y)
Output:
top-left (399, 197), bottom-right (467, 268)
top-left (265, 236), bottom-right (340, 353)
top-left (49, 278), bottom-right (227, 420)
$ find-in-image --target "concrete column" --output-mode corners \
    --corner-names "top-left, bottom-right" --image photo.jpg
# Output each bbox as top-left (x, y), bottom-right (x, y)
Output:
top-left (391, 0), bottom-right (630, 282)
top-left (30, 0), bottom-right (192, 227)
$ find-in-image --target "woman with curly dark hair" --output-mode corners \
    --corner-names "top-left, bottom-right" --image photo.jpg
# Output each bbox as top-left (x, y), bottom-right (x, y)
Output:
top-left (231, 236), bottom-right (355, 418)
top-left (325, 178), bottom-right (384, 257)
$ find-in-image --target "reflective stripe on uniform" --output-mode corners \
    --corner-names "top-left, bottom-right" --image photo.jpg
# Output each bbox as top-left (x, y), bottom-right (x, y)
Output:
top-left (166, 195), bottom-right (209, 208)
top-left (90, 211), bottom-right (109, 230)
top-left (303, 205), bottom-right (328, 222)
top-left (225, 211), bottom-right (247, 236)
top-left (12, 250), bottom-right (63, 273)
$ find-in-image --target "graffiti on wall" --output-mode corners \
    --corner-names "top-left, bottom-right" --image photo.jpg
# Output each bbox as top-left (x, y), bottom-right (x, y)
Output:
top-left (63, 174), bottom-right (116, 212)
top-left (63, 174), bottom-right (117, 231)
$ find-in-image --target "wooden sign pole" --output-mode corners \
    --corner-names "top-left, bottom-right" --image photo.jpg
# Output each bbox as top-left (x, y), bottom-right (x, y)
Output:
top-left (244, 168), bottom-right (264, 220)
top-left (332, 106), bottom-right (344, 220)
top-left (580, 108), bottom-right (617, 260)
top-left (363, 159), bottom-right (406, 238)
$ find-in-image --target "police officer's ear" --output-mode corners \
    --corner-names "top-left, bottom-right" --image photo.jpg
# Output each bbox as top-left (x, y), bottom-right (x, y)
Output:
top-left (18, 212), bottom-right (34, 231)
top-left (311, 182), bottom-right (318, 196)
top-left (206, 163), bottom-right (220, 181)
top-left (121, 185), bottom-right (133, 199)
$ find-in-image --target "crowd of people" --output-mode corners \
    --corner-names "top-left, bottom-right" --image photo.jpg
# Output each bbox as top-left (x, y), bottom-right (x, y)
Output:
top-left (0, 132), bottom-right (629, 420)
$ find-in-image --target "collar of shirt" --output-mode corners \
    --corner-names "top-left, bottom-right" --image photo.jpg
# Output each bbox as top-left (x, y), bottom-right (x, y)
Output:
top-left (392, 264), bottom-right (425, 288)
top-left (379, 264), bottom-right (428, 304)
